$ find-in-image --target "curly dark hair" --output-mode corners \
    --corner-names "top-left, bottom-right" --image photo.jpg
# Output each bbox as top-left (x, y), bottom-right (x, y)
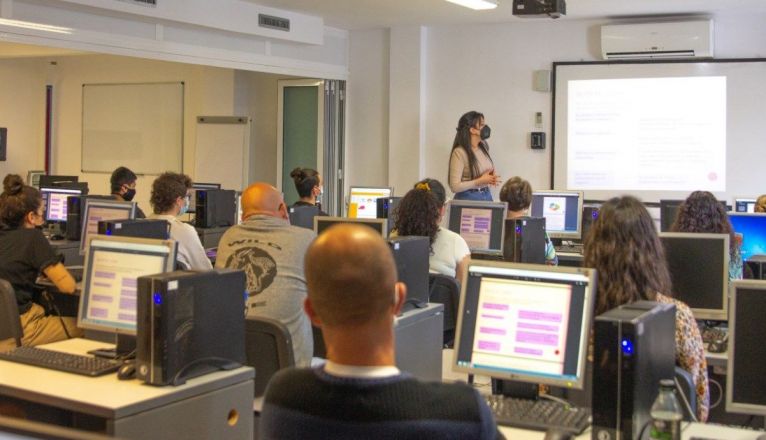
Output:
top-left (671, 191), bottom-right (739, 256)
top-left (0, 174), bottom-right (42, 229)
top-left (394, 186), bottom-right (442, 250)
top-left (584, 196), bottom-right (672, 316)
top-left (150, 172), bottom-right (192, 214)
top-left (413, 178), bottom-right (446, 205)
top-left (499, 176), bottom-right (532, 212)
top-left (290, 167), bottom-right (320, 198)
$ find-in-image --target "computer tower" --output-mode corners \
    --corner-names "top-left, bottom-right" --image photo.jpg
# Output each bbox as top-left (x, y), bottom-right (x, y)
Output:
top-left (136, 269), bottom-right (247, 386)
top-left (288, 205), bottom-right (320, 230)
top-left (377, 197), bottom-right (402, 232)
top-left (592, 301), bottom-right (676, 440)
top-left (582, 206), bottom-right (600, 240)
top-left (195, 189), bottom-right (236, 228)
top-left (65, 196), bottom-right (83, 241)
top-left (502, 217), bottom-right (545, 264)
top-left (98, 219), bottom-right (170, 240)
top-left (387, 236), bottom-right (429, 311)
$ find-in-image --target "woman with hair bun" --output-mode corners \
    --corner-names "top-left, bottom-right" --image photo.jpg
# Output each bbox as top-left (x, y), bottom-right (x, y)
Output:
top-left (289, 167), bottom-right (327, 216)
top-left (0, 174), bottom-right (82, 349)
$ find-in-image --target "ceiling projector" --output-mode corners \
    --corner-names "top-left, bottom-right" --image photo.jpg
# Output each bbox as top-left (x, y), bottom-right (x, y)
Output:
top-left (512, 0), bottom-right (566, 19)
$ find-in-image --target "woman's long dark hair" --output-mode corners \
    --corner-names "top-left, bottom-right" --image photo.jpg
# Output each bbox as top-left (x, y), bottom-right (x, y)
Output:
top-left (393, 179), bottom-right (445, 250)
top-left (671, 191), bottom-right (739, 257)
top-left (449, 111), bottom-right (492, 183)
top-left (584, 196), bottom-right (672, 316)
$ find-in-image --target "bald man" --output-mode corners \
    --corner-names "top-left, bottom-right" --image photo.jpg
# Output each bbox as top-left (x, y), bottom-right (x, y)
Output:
top-left (215, 182), bottom-right (316, 366)
top-left (260, 224), bottom-right (501, 440)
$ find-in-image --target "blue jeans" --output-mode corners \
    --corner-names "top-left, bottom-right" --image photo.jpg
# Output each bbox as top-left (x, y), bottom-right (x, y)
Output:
top-left (453, 188), bottom-right (493, 201)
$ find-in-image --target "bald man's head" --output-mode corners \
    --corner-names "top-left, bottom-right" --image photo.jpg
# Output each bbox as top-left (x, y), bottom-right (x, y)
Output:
top-left (241, 182), bottom-right (287, 220)
top-left (305, 224), bottom-right (399, 327)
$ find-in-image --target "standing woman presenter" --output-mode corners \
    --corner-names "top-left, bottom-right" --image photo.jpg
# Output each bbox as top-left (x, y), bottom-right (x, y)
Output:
top-left (448, 111), bottom-right (500, 201)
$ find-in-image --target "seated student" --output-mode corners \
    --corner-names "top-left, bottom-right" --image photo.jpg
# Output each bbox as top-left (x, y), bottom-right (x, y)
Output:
top-left (110, 166), bottom-right (146, 218)
top-left (671, 191), bottom-right (743, 280)
top-left (393, 178), bottom-right (470, 285)
top-left (260, 224), bottom-right (500, 440)
top-left (289, 167), bottom-right (327, 216)
top-left (148, 172), bottom-right (212, 271)
top-left (0, 175), bottom-right (83, 350)
top-left (755, 194), bottom-right (766, 213)
top-left (584, 196), bottom-right (709, 422)
top-left (498, 176), bottom-right (558, 265)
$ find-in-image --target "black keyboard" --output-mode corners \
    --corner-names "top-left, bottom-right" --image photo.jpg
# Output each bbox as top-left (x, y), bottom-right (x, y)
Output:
top-left (0, 347), bottom-right (120, 377)
top-left (484, 395), bottom-right (591, 435)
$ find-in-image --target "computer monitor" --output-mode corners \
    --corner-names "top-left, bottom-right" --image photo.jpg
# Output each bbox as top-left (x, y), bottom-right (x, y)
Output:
top-left (40, 186), bottom-right (83, 223)
top-left (348, 186), bottom-right (393, 219)
top-left (453, 261), bottom-right (596, 390)
top-left (726, 280), bottom-right (766, 416)
top-left (26, 170), bottom-right (45, 188)
top-left (189, 182), bottom-right (222, 211)
top-left (314, 216), bottom-right (388, 237)
top-left (77, 235), bottom-right (177, 335)
top-left (734, 198), bottom-right (757, 213)
top-left (447, 200), bottom-right (507, 256)
top-left (660, 232), bottom-right (729, 321)
top-left (729, 213), bottom-right (766, 261)
top-left (79, 199), bottom-right (136, 255)
top-left (530, 190), bottom-right (583, 240)
top-left (38, 175), bottom-right (78, 188)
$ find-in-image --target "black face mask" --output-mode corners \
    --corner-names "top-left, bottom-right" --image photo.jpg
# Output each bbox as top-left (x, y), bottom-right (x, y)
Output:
top-left (123, 188), bottom-right (136, 202)
top-left (480, 125), bottom-right (491, 140)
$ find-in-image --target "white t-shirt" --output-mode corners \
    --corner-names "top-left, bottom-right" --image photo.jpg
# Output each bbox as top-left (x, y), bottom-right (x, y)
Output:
top-left (429, 227), bottom-right (471, 278)
top-left (148, 214), bottom-right (213, 271)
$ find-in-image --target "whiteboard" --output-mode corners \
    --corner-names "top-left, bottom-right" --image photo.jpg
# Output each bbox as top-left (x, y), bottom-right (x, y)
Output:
top-left (552, 60), bottom-right (766, 204)
top-left (194, 116), bottom-right (251, 191)
top-left (81, 82), bottom-right (184, 174)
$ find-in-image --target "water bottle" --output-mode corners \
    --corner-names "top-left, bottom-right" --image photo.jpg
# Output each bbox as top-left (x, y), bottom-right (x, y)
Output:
top-left (649, 379), bottom-right (683, 440)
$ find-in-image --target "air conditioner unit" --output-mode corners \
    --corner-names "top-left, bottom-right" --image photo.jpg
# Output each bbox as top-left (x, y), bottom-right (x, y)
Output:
top-left (601, 20), bottom-right (714, 60)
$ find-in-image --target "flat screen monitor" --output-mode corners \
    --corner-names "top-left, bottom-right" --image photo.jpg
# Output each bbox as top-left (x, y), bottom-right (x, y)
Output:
top-left (453, 261), bottom-right (596, 390)
top-left (314, 216), bottom-right (388, 237)
top-left (530, 190), bottom-right (583, 239)
top-left (40, 186), bottom-right (82, 223)
top-left (446, 200), bottom-right (507, 256)
top-left (726, 280), bottom-right (766, 416)
top-left (189, 182), bottom-right (222, 211)
top-left (734, 198), bottom-right (757, 213)
top-left (348, 186), bottom-right (393, 219)
top-left (79, 199), bottom-right (136, 255)
top-left (38, 175), bottom-right (78, 188)
top-left (729, 213), bottom-right (766, 260)
top-left (77, 235), bottom-right (177, 335)
top-left (660, 232), bottom-right (729, 321)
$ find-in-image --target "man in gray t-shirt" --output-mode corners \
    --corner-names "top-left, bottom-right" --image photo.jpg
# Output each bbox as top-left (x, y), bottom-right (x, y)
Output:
top-left (215, 183), bottom-right (316, 367)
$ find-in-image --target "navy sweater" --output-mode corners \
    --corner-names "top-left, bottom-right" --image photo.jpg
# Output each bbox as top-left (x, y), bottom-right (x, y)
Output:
top-left (260, 367), bottom-right (503, 440)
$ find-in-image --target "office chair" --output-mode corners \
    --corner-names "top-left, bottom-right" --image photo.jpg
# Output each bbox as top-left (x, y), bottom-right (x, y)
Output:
top-left (674, 366), bottom-right (698, 421)
top-left (0, 279), bottom-right (23, 348)
top-left (244, 316), bottom-right (295, 397)
top-left (428, 274), bottom-right (460, 348)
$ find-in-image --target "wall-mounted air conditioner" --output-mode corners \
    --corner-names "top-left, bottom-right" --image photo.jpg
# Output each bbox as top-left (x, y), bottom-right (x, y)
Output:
top-left (601, 20), bottom-right (714, 60)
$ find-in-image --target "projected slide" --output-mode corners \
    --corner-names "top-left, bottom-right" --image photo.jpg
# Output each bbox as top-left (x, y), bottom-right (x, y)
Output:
top-left (567, 76), bottom-right (726, 192)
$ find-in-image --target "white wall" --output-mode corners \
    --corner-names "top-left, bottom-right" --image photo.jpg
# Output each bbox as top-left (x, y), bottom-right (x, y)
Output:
top-left (0, 58), bottom-right (46, 180)
top-left (347, 12), bottom-right (766, 197)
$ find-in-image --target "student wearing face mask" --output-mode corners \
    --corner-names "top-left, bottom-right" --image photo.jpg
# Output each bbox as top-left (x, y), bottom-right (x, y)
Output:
top-left (289, 167), bottom-right (328, 216)
top-left (0, 174), bottom-right (83, 350)
top-left (110, 166), bottom-right (146, 218)
top-left (448, 111), bottom-right (501, 201)
top-left (148, 172), bottom-right (212, 271)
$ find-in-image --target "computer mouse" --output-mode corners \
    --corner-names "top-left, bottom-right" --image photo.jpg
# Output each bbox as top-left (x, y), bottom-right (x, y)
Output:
top-left (543, 429), bottom-right (574, 440)
top-left (117, 362), bottom-right (137, 380)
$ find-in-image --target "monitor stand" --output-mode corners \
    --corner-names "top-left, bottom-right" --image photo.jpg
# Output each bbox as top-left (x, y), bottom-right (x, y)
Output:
top-left (491, 379), bottom-right (540, 400)
top-left (88, 334), bottom-right (136, 360)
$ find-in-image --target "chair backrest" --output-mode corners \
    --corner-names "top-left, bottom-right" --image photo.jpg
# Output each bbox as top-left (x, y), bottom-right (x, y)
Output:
top-left (674, 366), bottom-right (697, 421)
top-left (244, 316), bottom-right (295, 398)
top-left (428, 274), bottom-right (460, 346)
top-left (0, 279), bottom-right (23, 347)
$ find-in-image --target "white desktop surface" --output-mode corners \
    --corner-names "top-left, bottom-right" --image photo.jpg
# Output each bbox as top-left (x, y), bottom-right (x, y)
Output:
top-left (499, 423), bottom-right (764, 439)
top-left (0, 338), bottom-right (254, 419)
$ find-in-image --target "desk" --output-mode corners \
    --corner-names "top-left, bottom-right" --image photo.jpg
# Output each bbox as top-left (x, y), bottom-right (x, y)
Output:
top-left (499, 423), bottom-right (765, 439)
top-left (0, 339), bottom-right (254, 439)
top-left (49, 239), bottom-right (83, 266)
